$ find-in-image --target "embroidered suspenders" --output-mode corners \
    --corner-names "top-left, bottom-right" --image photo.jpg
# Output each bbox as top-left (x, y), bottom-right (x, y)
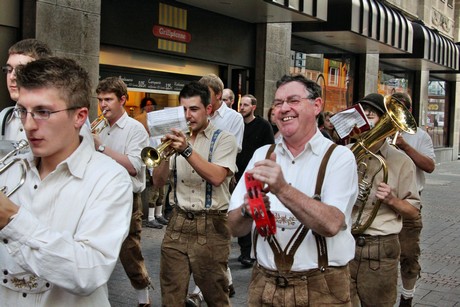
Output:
top-left (254, 143), bottom-right (337, 274)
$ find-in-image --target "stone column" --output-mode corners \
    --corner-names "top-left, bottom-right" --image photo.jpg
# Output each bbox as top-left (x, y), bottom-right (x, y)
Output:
top-left (30, 1), bottom-right (101, 120)
top-left (254, 23), bottom-right (291, 119)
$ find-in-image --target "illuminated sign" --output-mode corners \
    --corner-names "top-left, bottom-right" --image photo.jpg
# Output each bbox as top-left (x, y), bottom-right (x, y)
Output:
top-left (153, 25), bottom-right (191, 43)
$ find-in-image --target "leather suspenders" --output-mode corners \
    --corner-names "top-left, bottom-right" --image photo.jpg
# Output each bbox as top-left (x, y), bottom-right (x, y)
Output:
top-left (254, 143), bottom-right (337, 273)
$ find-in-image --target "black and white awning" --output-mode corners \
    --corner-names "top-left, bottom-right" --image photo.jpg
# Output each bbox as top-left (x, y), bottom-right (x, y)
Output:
top-left (292, 0), bottom-right (413, 54)
top-left (381, 22), bottom-right (460, 72)
top-left (176, 0), bottom-right (328, 23)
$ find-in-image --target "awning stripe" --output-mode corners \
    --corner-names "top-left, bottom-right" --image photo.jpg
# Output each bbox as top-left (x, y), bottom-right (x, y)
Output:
top-left (418, 23), bottom-right (459, 70)
top-left (351, 0), bottom-right (412, 53)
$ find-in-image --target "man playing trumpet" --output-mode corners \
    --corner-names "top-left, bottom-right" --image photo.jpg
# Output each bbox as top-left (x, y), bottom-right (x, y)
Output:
top-left (93, 77), bottom-right (152, 306)
top-left (153, 81), bottom-right (237, 306)
top-left (349, 93), bottom-right (421, 307)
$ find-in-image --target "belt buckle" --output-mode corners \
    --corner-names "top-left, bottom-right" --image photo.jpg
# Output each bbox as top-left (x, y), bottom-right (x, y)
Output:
top-left (357, 236), bottom-right (366, 247)
top-left (185, 211), bottom-right (195, 220)
top-left (275, 276), bottom-right (288, 288)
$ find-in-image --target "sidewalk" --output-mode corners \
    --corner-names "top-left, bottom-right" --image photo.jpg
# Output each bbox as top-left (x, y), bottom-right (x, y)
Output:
top-left (108, 159), bottom-right (460, 307)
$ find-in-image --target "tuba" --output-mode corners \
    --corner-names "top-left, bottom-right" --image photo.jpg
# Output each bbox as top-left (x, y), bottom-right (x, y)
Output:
top-left (91, 110), bottom-right (109, 134)
top-left (350, 95), bottom-right (417, 234)
top-left (141, 126), bottom-right (192, 168)
top-left (0, 139), bottom-right (29, 197)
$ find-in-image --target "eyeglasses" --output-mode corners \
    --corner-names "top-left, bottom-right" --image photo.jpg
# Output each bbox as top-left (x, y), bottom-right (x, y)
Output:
top-left (13, 107), bottom-right (81, 120)
top-left (2, 66), bottom-right (15, 75)
top-left (272, 96), bottom-right (315, 109)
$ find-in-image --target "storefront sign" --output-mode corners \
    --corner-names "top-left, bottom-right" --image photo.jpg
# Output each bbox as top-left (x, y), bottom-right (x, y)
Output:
top-left (153, 25), bottom-right (191, 43)
top-left (100, 66), bottom-right (198, 92)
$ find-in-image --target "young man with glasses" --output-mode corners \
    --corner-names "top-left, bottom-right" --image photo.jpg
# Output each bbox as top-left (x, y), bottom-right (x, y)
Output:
top-left (228, 74), bottom-right (359, 306)
top-left (93, 77), bottom-right (152, 307)
top-left (0, 57), bottom-right (133, 306)
top-left (1, 39), bottom-right (52, 142)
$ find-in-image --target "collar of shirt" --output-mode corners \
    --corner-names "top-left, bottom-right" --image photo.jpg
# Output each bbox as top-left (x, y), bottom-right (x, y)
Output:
top-left (212, 102), bottom-right (228, 119)
top-left (113, 111), bottom-right (129, 129)
top-left (26, 131), bottom-right (93, 180)
top-left (197, 120), bottom-right (216, 140)
top-left (376, 139), bottom-right (391, 158)
top-left (277, 129), bottom-right (325, 159)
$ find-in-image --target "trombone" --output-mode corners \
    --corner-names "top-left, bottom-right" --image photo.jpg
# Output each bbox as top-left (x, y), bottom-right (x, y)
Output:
top-left (0, 139), bottom-right (29, 197)
top-left (91, 110), bottom-right (109, 134)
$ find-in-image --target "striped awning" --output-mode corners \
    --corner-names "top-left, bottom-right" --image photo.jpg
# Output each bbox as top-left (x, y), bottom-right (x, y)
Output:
top-left (176, 0), bottom-right (328, 23)
top-left (293, 0), bottom-right (413, 54)
top-left (381, 22), bottom-right (459, 71)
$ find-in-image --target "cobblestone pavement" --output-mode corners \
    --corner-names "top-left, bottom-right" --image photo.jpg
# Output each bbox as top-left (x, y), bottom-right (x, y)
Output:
top-left (108, 160), bottom-right (460, 307)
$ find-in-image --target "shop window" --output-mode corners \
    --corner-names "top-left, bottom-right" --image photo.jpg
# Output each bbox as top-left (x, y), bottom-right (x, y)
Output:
top-left (427, 80), bottom-right (449, 148)
top-left (328, 67), bottom-right (339, 86)
top-left (289, 51), bottom-right (354, 114)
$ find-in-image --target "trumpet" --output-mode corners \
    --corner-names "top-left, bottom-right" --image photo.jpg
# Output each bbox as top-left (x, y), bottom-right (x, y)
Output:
top-left (141, 126), bottom-right (192, 168)
top-left (91, 110), bottom-right (109, 134)
top-left (0, 139), bottom-right (29, 197)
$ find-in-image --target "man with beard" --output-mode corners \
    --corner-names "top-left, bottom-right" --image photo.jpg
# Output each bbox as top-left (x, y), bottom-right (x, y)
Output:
top-left (235, 94), bottom-right (274, 267)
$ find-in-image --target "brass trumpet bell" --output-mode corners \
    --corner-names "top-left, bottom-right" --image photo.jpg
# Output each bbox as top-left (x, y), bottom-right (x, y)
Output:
top-left (141, 140), bottom-right (175, 168)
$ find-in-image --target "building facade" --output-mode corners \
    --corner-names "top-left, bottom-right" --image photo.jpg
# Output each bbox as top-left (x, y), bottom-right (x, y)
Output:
top-left (1, 0), bottom-right (459, 162)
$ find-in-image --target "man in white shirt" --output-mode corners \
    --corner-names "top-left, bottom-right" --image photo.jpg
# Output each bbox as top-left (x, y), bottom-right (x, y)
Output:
top-left (93, 77), bottom-right (151, 307)
top-left (0, 57), bottom-right (132, 306)
top-left (1, 39), bottom-right (52, 142)
top-left (392, 92), bottom-right (436, 307)
top-left (228, 75), bottom-right (358, 306)
top-left (200, 74), bottom-right (244, 152)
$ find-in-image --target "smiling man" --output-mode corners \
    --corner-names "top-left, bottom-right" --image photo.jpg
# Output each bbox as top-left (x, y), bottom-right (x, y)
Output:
top-left (0, 57), bottom-right (132, 306)
top-left (228, 74), bottom-right (358, 306)
top-left (153, 81), bottom-right (237, 306)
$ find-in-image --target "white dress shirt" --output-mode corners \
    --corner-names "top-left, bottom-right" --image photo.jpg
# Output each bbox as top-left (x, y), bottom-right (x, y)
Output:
top-left (402, 128), bottom-right (436, 192)
top-left (210, 102), bottom-right (244, 152)
top-left (229, 130), bottom-right (358, 271)
top-left (0, 130), bottom-right (133, 306)
top-left (99, 112), bottom-right (149, 193)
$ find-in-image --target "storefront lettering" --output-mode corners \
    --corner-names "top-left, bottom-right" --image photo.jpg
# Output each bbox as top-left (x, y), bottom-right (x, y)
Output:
top-left (153, 25), bottom-right (192, 43)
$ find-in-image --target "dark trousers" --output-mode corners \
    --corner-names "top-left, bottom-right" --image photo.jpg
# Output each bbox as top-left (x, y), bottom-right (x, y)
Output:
top-left (238, 232), bottom-right (252, 258)
top-left (119, 193), bottom-right (150, 290)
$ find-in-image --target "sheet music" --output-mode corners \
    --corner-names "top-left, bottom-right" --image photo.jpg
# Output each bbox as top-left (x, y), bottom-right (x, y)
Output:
top-left (147, 106), bottom-right (188, 139)
top-left (330, 104), bottom-right (370, 139)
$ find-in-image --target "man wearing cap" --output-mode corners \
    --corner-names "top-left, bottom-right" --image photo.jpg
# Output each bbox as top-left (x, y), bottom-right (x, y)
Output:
top-left (348, 93), bottom-right (421, 307)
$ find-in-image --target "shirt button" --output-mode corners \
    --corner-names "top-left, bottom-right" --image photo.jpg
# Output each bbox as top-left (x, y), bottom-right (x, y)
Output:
top-left (2, 239), bottom-right (8, 244)
top-left (2, 279), bottom-right (7, 284)
top-left (191, 190), bottom-right (195, 193)
top-left (22, 293), bottom-right (27, 298)
top-left (34, 185), bottom-right (38, 189)
top-left (292, 161), bottom-right (295, 164)
top-left (3, 270), bottom-right (7, 275)
top-left (46, 282), bottom-right (50, 287)
top-left (20, 128), bottom-right (24, 132)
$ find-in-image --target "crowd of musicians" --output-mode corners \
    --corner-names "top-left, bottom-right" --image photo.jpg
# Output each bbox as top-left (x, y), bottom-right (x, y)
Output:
top-left (0, 39), bottom-right (435, 307)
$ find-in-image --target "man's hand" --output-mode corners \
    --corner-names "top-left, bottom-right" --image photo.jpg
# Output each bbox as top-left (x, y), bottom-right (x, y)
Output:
top-left (0, 192), bottom-right (19, 229)
top-left (247, 152), bottom-right (288, 195)
top-left (375, 182), bottom-right (395, 206)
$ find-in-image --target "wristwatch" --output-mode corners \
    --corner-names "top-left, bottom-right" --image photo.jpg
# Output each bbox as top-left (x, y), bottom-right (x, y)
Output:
top-left (180, 144), bottom-right (193, 159)
top-left (97, 144), bottom-right (106, 153)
